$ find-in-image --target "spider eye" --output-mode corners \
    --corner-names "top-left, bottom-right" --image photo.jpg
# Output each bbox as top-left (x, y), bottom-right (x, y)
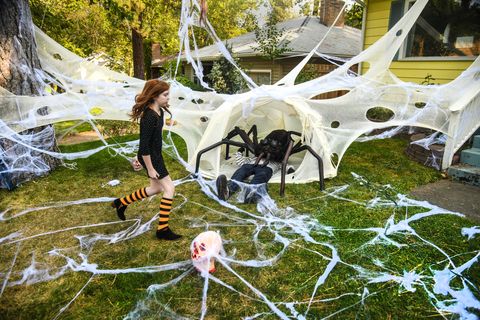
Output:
top-left (270, 140), bottom-right (278, 147)
top-left (260, 139), bottom-right (268, 145)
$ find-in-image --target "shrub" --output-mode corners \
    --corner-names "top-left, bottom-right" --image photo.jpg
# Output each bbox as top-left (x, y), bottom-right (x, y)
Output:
top-left (175, 75), bottom-right (206, 92)
top-left (95, 120), bottom-right (138, 137)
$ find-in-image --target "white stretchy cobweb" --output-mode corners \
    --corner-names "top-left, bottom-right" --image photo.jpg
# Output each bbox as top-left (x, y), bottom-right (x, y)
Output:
top-left (1, 173), bottom-right (479, 319)
top-left (1, 0), bottom-right (479, 187)
top-left (0, 0), bottom-right (479, 318)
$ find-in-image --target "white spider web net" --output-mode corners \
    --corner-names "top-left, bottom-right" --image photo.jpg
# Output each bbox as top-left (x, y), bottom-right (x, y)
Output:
top-left (1, 0), bottom-right (479, 186)
top-left (0, 0), bottom-right (479, 318)
top-left (1, 173), bottom-right (479, 319)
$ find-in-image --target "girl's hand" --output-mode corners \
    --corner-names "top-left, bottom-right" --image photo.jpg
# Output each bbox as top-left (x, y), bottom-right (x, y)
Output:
top-left (131, 157), bottom-right (143, 171)
top-left (148, 169), bottom-right (160, 179)
top-left (165, 118), bottom-right (177, 126)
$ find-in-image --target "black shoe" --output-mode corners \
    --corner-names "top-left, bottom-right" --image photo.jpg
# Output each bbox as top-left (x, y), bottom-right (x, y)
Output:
top-left (216, 175), bottom-right (229, 201)
top-left (244, 196), bottom-right (257, 204)
top-left (156, 227), bottom-right (182, 241)
top-left (244, 193), bottom-right (260, 204)
top-left (111, 198), bottom-right (126, 221)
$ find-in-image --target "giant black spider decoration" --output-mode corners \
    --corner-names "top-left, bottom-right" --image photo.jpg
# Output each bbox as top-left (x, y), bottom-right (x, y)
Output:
top-left (194, 125), bottom-right (325, 196)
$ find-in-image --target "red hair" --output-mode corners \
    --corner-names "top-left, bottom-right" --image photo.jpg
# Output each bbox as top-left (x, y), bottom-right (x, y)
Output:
top-left (130, 79), bottom-right (171, 122)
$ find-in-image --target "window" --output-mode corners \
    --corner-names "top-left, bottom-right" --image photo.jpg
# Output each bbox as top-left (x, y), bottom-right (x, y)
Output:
top-left (400, 0), bottom-right (480, 59)
top-left (193, 62), bottom-right (213, 85)
top-left (247, 70), bottom-right (272, 85)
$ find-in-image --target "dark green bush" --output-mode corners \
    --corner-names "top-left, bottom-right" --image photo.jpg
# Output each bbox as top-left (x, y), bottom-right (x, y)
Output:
top-left (96, 120), bottom-right (138, 137)
top-left (175, 75), bottom-right (207, 92)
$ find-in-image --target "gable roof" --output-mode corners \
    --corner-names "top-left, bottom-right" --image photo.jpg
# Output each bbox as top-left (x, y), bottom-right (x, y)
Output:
top-left (182, 16), bottom-right (362, 61)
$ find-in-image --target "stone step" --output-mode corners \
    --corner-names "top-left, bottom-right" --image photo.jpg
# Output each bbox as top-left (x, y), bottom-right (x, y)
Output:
top-left (447, 164), bottom-right (480, 187)
top-left (405, 141), bottom-right (444, 170)
top-left (460, 148), bottom-right (480, 167)
top-left (473, 135), bottom-right (480, 149)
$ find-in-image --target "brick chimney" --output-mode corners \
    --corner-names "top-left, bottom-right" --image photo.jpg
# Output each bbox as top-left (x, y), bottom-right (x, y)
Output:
top-left (319, 0), bottom-right (345, 27)
top-left (152, 43), bottom-right (161, 61)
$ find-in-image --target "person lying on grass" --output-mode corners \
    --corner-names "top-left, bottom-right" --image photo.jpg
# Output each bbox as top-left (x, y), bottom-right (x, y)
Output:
top-left (216, 146), bottom-right (294, 204)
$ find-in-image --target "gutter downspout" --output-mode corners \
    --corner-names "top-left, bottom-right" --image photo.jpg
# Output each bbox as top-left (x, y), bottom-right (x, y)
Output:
top-left (358, 0), bottom-right (367, 75)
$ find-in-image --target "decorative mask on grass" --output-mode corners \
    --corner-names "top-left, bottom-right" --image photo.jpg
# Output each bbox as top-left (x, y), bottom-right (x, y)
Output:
top-left (191, 231), bottom-right (223, 274)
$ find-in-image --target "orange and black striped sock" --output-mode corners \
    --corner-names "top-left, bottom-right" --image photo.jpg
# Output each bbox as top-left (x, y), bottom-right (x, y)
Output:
top-left (157, 197), bottom-right (173, 231)
top-left (119, 187), bottom-right (149, 207)
top-left (112, 187), bottom-right (149, 221)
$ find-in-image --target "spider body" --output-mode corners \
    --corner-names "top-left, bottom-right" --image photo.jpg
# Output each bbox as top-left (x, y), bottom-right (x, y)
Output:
top-left (195, 125), bottom-right (325, 196)
top-left (254, 129), bottom-right (291, 163)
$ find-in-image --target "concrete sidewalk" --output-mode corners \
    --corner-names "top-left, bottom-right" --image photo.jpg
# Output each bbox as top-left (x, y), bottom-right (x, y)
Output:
top-left (410, 179), bottom-right (480, 222)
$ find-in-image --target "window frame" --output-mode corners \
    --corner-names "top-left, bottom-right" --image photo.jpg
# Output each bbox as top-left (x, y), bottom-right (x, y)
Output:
top-left (246, 69), bottom-right (272, 85)
top-left (397, 0), bottom-right (478, 61)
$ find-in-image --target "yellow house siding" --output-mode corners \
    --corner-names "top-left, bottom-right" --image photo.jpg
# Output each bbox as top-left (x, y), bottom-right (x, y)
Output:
top-left (364, 27), bottom-right (387, 38)
top-left (362, 0), bottom-right (390, 47)
top-left (363, 0), bottom-right (390, 41)
top-left (389, 62), bottom-right (471, 84)
top-left (366, 18), bottom-right (389, 29)
top-left (368, 0), bottom-right (391, 11)
top-left (367, 9), bottom-right (391, 21)
top-left (361, 0), bottom-right (475, 84)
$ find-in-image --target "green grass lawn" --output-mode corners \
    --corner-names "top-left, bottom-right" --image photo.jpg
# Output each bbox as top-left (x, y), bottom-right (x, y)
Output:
top-left (0, 135), bottom-right (478, 319)
top-left (54, 120), bottom-right (94, 136)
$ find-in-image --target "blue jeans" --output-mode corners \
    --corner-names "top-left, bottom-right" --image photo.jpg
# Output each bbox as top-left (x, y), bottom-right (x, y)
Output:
top-left (228, 164), bottom-right (273, 193)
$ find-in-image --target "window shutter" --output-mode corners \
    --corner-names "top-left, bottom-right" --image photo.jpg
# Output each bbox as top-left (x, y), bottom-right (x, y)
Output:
top-left (388, 0), bottom-right (406, 60)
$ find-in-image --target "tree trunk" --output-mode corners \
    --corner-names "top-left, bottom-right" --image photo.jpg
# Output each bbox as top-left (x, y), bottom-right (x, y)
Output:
top-left (132, 27), bottom-right (145, 79)
top-left (143, 38), bottom-right (152, 80)
top-left (0, 0), bottom-right (44, 94)
top-left (0, 0), bottom-right (60, 190)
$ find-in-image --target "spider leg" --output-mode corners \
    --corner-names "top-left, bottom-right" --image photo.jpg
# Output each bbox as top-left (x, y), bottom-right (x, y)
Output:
top-left (195, 126), bottom-right (258, 176)
top-left (288, 131), bottom-right (302, 137)
top-left (224, 126), bottom-right (243, 140)
top-left (254, 152), bottom-right (265, 166)
top-left (256, 152), bottom-right (270, 167)
top-left (280, 140), bottom-right (295, 196)
top-left (195, 140), bottom-right (249, 175)
top-left (224, 126), bottom-right (255, 158)
top-left (289, 145), bottom-right (308, 155)
top-left (236, 128), bottom-right (255, 155)
top-left (262, 153), bottom-right (271, 167)
top-left (291, 140), bottom-right (303, 153)
top-left (289, 145), bottom-right (325, 191)
top-left (247, 124), bottom-right (258, 146)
